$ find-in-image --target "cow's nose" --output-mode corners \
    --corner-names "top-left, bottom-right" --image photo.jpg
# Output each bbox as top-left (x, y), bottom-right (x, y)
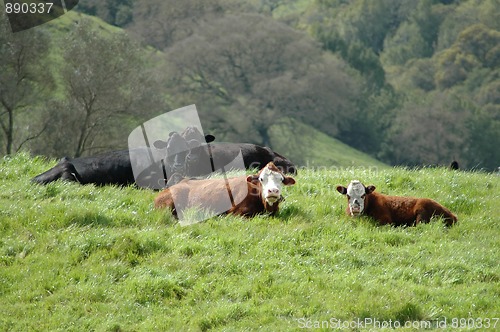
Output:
top-left (172, 163), bottom-right (184, 172)
top-left (268, 188), bottom-right (280, 195)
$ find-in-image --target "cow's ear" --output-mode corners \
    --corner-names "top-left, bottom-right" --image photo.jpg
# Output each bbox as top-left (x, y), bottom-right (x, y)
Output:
top-left (282, 177), bottom-right (296, 186)
top-left (366, 185), bottom-right (376, 194)
top-left (205, 134), bottom-right (215, 143)
top-left (186, 139), bottom-right (201, 149)
top-left (246, 175), bottom-right (259, 184)
top-left (336, 186), bottom-right (347, 195)
top-left (153, 140), bottom-right (168, 149)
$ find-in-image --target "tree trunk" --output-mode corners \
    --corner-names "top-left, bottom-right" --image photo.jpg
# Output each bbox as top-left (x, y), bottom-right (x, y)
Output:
top-left (0, 100), bottom-right (14, 155)
top-left (7, 107), bottom-right (13, 155)
top-left (258, 125), bottom-right (271, 148)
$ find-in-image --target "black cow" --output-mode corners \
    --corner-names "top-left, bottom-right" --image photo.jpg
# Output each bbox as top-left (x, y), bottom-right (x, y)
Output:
top-left (32, 149), bottom-right (135, 186)
top-left (135, 131), bottom-right (215, 189)
top-left (152, 128), bottom-right (297, 175)
top-left (31, 131), bottom-right (213, 188)
top-left (32, 127), bottom-right (296, 187)
top-left (190, 142), bottom-right (297, 175)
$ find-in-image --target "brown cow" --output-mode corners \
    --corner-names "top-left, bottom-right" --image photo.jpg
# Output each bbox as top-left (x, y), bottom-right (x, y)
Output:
top-left (336, 180), bottom-right (457, 226)
top-left (155, 162), bottom-right (296, 219)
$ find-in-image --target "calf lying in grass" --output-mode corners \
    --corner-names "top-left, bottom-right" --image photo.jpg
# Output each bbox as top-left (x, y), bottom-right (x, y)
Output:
top-left (336, 180), bottom-right (457, 226)
top-left (155, 162), bottom-right (296, 219)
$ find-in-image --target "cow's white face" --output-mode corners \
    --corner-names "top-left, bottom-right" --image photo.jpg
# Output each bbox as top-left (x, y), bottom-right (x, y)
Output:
top-left (336, 180), bottom-right (375, 217)
top-left (256, 165), bottom-right (296, 205)
top-left (259, 168), bottom-right (285, 205)
top-left (346, 180), bottom-right (367, 216)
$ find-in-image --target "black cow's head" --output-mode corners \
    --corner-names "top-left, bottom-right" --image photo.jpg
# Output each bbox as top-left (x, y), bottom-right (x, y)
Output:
top-left (183, 129), bottom-right (215, 170)
top-left (154, 132), bottom-right (190, 177)
top-left (153, 129), bottom-right (215, 186)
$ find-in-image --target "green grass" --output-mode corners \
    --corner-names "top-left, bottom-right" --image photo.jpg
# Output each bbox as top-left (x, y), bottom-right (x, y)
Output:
top-left (1, 153), bottom-right (499, 331)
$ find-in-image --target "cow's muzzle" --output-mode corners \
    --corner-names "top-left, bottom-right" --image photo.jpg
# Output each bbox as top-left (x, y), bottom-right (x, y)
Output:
top-left (349, 204), bottom-right (362, 216)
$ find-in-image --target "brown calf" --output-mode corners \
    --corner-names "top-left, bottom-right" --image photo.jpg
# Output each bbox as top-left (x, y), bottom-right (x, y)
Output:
top-left (336, 180), bottom-right (457, 226)
top-left (155, 162), bottom-right (296, 219)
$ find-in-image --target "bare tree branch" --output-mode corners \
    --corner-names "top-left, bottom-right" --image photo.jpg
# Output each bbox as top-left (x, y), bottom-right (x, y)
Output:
top-left (16, 120), bottom-right (49, 152)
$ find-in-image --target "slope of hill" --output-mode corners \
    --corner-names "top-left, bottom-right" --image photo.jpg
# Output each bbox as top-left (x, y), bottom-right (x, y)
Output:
top-left (269, 118), bottom-right (387, 169)
top-left (44, 9), bottom-right (123, 34)
top-left (33, 11), bottom-right (122, 102)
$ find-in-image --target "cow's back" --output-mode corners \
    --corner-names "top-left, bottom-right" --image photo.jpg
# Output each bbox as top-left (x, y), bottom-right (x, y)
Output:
top-left (155, 176), bottom-right (262, 217)
top-left (365, 193), bottom-right (457, 226)
top-left (69, 149), bottom-right (134, 185)
top-left (414, 198), bottom-right (457, 225)
top-left (202, 143), bottom-right (295, 174)
top-left (32, 149), bottom-right (136, 186)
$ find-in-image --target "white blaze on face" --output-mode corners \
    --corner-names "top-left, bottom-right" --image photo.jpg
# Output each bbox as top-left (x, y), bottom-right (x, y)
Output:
top-left (259, 167), bottom-right (284, 205)
top-left (346, 180), bottom-right (367, 216)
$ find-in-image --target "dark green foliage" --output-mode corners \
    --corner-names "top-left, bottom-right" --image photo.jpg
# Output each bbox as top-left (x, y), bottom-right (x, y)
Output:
top-left (76, 0), bottom-right (134, 27)
top-left (465, 105), bottom-right (500, 171)
top-left (163, 13), bottom-right (359, 146)
top-left (435, 24), bottom-right (500, 89)
top-left (305, 0), bottom-right (499, 169)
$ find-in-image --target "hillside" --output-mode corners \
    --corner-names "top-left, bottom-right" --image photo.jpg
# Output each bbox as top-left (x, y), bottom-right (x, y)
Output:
top-left (37, 11), bottom-right (123, 102)
top-left (1, 153), bottom-right (498, 330)
top-left (3, 0), bottom-right (498, 169)
top-left (268, 118), bottom-right (388, 168)
top-left (45, 8), bottom-right (123, 34)
top-left (39, 11), bottom-right (387, 169)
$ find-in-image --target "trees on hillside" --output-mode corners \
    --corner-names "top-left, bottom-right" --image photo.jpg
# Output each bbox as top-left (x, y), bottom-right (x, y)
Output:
top-left (435, 24), bottom-right (500, 89)
top-left (387, 20), bottom-right (500, 169)
top-left (0, 14), bottom-right (166, 159)
top-left (381, 1), bottom-right (443, 67)
top-left (306, 0), bottom-right (499, 169)
top-left (2, 0), bottom-right (498, 168)
top-left (129, 0), bottom-right (224, 49)
top-left (0, 14), bottom-right (54, 155)
top-left (310, 0), bottom-right (410, 90)
top-left (436, 0), bottom-right (500, 51)
top-left (52, 19), bottom-right (164, 157)
top-left (465, 104), bottom-right (499, 171)
top-left (76, 0), bottom-right (134, 27)
top-left (163, 13), bottom-right (359, 146)
top-left (383, 92), bottom-right (467, 165)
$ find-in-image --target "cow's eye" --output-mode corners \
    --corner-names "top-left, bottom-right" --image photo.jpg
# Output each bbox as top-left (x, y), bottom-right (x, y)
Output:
top-left (361, 194), bottom-right (366, 199)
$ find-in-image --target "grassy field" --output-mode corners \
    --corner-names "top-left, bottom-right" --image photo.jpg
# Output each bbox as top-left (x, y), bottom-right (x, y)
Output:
top-left (1, 153), bottom-right (499, 331)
